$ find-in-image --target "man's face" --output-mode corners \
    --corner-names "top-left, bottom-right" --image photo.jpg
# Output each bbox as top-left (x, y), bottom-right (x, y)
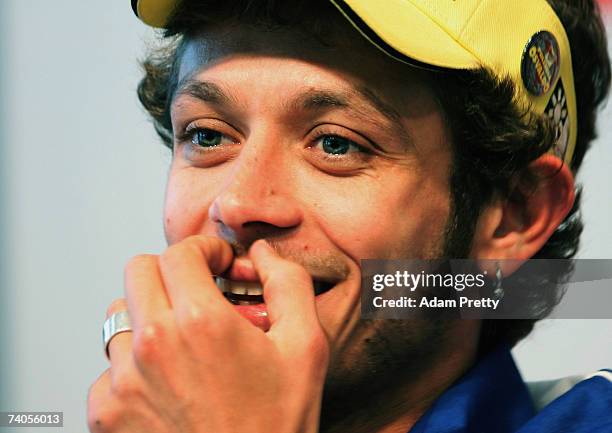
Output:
top-left (164, 20), bottom-right (455, 413)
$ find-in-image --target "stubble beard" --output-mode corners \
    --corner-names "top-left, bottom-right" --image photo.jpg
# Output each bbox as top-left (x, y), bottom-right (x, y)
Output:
top-left (318, 314), bottom-right (453, 433)
top-left (318, 217), bottom-right (474, 432)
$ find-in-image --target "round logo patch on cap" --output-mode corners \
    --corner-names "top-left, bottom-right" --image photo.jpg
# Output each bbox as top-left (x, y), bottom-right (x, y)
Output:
top-left (521, 31), bottom-right (560, 96)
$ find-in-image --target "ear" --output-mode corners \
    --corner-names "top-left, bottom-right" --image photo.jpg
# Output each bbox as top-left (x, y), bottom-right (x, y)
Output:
top-left (470, 154), bottom-right (575, 274)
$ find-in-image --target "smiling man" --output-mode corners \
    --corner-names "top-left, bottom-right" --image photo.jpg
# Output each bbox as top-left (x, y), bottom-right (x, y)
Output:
top-left (88, 1), bottom-right (612, 432)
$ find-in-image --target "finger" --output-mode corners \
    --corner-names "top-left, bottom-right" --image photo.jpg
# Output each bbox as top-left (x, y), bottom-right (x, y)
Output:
top-left (88, 368), bottom-right (112, 408)
top-left (124, 255), bottom-right (176, 382)
top-left (87, 369), bottom-right (118, 433)
top-left (249, 240), bottom-right (319, 341)
top-left (105, 299), bottom-right (135, 380)
top-left (124, 254), bottom-right (170, 331)
top-left (159, 235), bottom-right (234, 318)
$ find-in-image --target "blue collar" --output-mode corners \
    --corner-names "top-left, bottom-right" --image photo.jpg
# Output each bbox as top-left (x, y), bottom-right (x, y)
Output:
top-left (410, 346), bottom-right (535, 433)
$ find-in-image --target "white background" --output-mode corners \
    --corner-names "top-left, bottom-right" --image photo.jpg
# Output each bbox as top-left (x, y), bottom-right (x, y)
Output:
top-left (0, 2), bottom-right (610, 432)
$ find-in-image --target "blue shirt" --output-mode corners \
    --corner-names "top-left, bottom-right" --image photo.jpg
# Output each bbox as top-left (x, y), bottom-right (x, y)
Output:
top-left (410, 346), bottom-right (612, 432)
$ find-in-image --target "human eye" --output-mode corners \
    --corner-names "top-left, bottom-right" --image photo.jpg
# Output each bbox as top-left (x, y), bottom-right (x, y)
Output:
top-left (190, 128), bottom-right (225, 147)
top-left (180, 124), bottom-right (236, 149)
top-left (306, 127), bottom-right (375, 173)
top-left (175, 121), bottom-right (240, 165)
top-left (316, 135), bottom-right (363, 155)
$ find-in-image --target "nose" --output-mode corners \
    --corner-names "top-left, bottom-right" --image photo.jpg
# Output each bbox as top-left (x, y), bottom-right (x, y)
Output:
top-left (208, 135), bottom-right (303, 250)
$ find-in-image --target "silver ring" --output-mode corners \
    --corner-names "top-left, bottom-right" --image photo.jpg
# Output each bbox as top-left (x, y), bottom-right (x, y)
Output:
top-left (102, 310), bottom-right (132, 359)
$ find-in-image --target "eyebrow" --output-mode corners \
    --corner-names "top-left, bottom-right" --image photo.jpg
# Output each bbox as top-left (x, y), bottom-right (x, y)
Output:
top-left (174, 79), bottom-right (232, 106)
top-left (296, 87), bottom-right (413, 146)
top-left (174, 79), bottom-right (414, 147)
top-left (299, 87), bottom-right (402, 122)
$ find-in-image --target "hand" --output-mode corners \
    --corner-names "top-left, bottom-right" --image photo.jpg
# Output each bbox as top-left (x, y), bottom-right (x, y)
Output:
top-left (87, 236), bottom-right (329, 433)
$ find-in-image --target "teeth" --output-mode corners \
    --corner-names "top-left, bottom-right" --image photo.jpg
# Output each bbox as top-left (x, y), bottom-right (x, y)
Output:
top-left (214, 277), bottom-right (336, 298)
top-left (215, 277), bottom-right (263, 296)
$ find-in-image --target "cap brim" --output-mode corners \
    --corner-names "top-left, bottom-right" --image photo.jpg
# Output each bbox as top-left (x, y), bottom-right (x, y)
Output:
top-left (330, 0), bottom-right (480, 69)
top-left (134, 0), bottom-right (479, 69)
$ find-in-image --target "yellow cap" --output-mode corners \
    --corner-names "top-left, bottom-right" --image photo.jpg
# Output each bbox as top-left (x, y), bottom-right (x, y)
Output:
top-left (132, 0), bottom-right (577, 165)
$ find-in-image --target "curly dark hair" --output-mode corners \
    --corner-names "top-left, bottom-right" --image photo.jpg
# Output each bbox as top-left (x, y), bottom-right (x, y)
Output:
top-left (437, 0), bottom-right (610, 353)
top-left (136, 0), bottom-right (611, 353)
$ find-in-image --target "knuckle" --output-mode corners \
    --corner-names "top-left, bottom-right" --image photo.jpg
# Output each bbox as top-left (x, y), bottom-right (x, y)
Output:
top-left (177, 304), bottom-right (224, 339)
top-left (105, 298), bottom-right (127, 318)
top-left (177, 305), bottom-right (206, 333)
top-left (299, 329), bottom-right (330, 366)
top-left (111, 377), bottom-right (141, 401)
top-left (133, 323), bottom-right (165, 364)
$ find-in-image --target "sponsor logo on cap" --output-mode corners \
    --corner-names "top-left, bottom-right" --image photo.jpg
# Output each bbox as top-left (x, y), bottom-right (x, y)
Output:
top-left (545, 79), bottom-right (570, 160)
top-left (521, 31), bottom-right (560, 96)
